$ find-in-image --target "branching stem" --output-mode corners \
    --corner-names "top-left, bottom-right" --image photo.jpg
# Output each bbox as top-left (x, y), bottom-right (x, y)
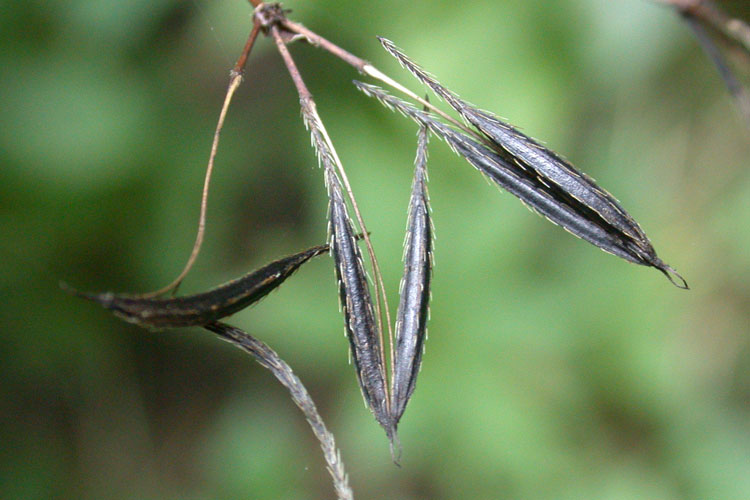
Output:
top-left (653, 0), bottom-right (750, 127)
top-left (280, 19), bottom-right (485, 143)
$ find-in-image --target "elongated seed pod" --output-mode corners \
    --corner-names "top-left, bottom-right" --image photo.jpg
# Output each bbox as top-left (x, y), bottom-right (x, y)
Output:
top-left (299, 97), bottom-right (392, 436)
top-left (327, 167), bottom-right (392, 432)
top-left (379, 38), bottom-right (646, 239)
top-left (63, 244), bottom-right (329, 329)
top-left (375, 38), bottom-right (686, 289)
top-left (392, 123), bottom-right (433, 425)
top-left (354, 82), bottom-right (686, 287)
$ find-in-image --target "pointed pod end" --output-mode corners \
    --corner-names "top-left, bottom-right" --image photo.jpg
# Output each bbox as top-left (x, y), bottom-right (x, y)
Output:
top-left (386, 422), bottom-right (402, 467)
top-left (653, 260), bottom-right (689, 290)
top-left (60, 281), bottom-right (116, 305)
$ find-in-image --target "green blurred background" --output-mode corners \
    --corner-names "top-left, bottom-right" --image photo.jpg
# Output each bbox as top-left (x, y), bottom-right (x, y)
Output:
top-left (2, 0), bottom-right (749, 498)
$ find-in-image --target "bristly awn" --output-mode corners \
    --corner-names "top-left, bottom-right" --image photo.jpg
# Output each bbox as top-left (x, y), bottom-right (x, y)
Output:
top-left (205, 322), bottom-right (354, 500)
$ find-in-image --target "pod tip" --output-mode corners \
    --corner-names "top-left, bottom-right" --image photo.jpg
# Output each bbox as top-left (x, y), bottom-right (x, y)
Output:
top-left (60, 281), bottom-right (115, 304)
top-left (386, 422), bottom-right (402, 466)
top-left (654, 260), bottom-right (689, 290)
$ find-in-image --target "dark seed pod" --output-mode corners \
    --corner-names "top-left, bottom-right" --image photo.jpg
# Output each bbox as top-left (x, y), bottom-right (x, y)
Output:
top-left (299, 96), bottom-right (393, 436)
top-left (354, 81), bottom-right (687, 288)
top-left (63, 244), bottom-right (330, 329)
top-left (392, 123), bottom-right (433, 426)
top-left (379, 38), bottom-right (647, 240)
top-left (326, 167), bottom-right (392, 433)
top-left (377, 38), bottom-right (686, 288)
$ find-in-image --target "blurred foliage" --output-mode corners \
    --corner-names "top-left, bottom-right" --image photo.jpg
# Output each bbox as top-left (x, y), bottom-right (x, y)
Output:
top-left (1, 0), bottom-right (749, 499)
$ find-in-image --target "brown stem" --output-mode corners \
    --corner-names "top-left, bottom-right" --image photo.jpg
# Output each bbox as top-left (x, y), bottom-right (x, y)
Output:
top-left (682, 12), bottom-right (750, 127)
top-left (140, 22), bottom-right (262, 298)
top-left (281, 19), bottom-right (488, 144)
top-left (281, 19), bottom-right (371, 72)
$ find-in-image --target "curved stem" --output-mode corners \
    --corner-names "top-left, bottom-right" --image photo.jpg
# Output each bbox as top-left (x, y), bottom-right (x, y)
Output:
top-left (141, 22), bottom-right (262, 298)
top-left (655, 0), bottom-right (750, 54)
top-left (205, 322), bottom-right (354, 500)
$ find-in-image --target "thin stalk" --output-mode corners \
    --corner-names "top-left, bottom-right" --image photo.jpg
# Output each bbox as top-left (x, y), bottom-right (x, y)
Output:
top-left (142, 22), bottom-right (262, 298)
top-left (269, 24), bottom-right (394, 404)
top-left (205, 322), bottom-right (354, 500)
top-left (280, 19), bottom-right (486, 143)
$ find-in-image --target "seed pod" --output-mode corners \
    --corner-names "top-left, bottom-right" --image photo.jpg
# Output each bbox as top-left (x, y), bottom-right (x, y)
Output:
top-left (354, 81), bottom-right (687, 288)
top-left (299, 96), bottom-right (392, 435)
top-left (63, 244), bottom-right (330, 329)
top-left (379, 38), bottom-right (648, 239)
top-left (378, 38), bottom-right (686, 287)
top-left (392, 123), bottom-right (433, 425)
top-left (327, 168), bottom-right (391, 433)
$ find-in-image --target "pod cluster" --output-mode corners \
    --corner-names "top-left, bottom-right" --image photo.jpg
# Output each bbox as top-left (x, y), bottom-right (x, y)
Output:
top-left (69, 34), bottom-right (687, 464)
top-left (355, 38), bottom-right (687, 290)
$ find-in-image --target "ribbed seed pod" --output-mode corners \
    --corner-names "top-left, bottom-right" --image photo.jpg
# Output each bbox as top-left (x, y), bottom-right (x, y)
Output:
top-left (300, 97), bottom-right (393, 436)
top-left (359, 39), bottom-right (687, 288)
top-left (327, 167), bottom-right (391, 433)
top-left (379, 38), bottom-right (646, 239)
top-left (354, 81), bottom-right (686, 288)
top-left (392, 123), bottom-right (433, 425)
